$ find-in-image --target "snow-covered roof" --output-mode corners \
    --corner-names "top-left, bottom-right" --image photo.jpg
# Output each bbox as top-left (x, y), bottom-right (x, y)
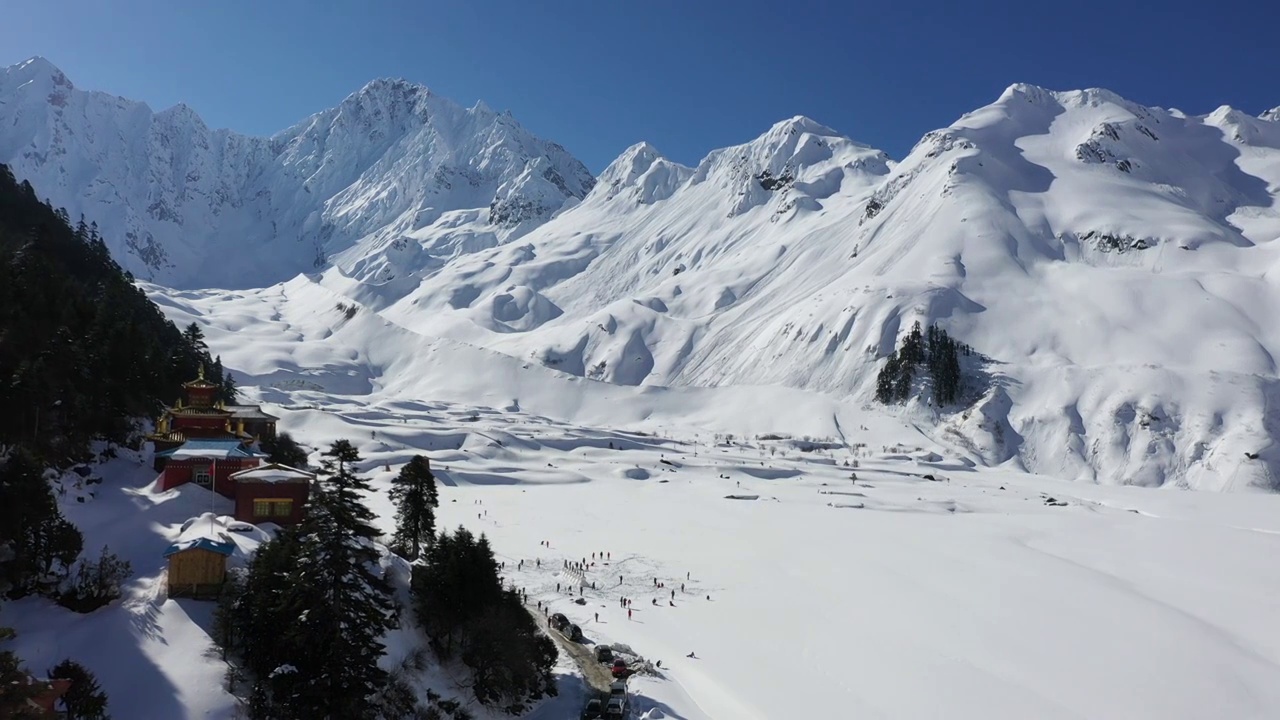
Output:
top-left (226, 405), bottom-right (279, 421)
top-left (166, 513), bottom-right (237, 557)
top-left (229, 463), bottom-right (314, 484)
top-left (156, 439), bottom-right (264, 460)
top-left (164, 537), bottom-right (235, 557)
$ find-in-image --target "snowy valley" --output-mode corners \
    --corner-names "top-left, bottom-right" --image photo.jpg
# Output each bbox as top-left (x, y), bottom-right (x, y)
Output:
top-left (3, 54), bottom-right (1280, 719)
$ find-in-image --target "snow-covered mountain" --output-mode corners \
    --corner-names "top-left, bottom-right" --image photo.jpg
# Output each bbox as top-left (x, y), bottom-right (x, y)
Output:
top-left (341, 84), bottom-right (1280, 491)
top-left (6, 57), bottom-right (1280, 491)
top-left (0, 57), bottom-right (594, 287)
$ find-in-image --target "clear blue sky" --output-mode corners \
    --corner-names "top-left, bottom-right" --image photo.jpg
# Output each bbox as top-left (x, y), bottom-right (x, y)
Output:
top-left (4, 0), bottom-right (1276, 172)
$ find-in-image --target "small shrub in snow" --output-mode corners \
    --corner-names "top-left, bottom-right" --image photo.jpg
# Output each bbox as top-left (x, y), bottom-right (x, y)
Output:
top-left (58, 545), bottom-right (131, 613)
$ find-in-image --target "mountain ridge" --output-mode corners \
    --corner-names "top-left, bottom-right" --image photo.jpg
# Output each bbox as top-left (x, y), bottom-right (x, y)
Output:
top-left (6, 57), bottom-right (1280, 491)
top-left (0, 57), bottom-right (595, 288)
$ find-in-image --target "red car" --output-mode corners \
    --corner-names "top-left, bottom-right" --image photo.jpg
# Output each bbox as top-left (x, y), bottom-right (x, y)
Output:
top-left (611, 658), bottom-right (629, 678)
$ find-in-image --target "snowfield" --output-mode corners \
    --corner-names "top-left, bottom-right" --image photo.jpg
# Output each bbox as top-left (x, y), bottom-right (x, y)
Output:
top-left (7, 387), bottom-right (1279, 719)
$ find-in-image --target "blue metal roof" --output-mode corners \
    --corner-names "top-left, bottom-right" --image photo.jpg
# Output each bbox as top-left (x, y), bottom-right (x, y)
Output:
top-left (163, 537), bottom-right (236, 557)
top-left (156, 438), bottom-right (265, 459)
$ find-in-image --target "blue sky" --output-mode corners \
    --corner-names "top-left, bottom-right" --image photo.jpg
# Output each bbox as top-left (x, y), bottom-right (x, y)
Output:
top-left (4, 0), bottom-right (1276, 172)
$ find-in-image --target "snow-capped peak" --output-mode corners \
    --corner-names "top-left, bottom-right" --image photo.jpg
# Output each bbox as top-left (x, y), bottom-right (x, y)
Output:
top-left (0, 59), bottom-right (595, 288)
top-left (1, 56), bottom-right (74, 97)
top-left (593, 142), bottom-right (692, 205)
top-left (4, 56), bottom-right (70, 86)
top-left (688, 114), bottom-right (890, 216)
top-left (1261, 106), bottom-right (1280, 122)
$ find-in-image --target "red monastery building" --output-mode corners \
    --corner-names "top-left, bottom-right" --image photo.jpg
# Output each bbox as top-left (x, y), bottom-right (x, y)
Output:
top-left (150, 368), bottom-right (311, 525)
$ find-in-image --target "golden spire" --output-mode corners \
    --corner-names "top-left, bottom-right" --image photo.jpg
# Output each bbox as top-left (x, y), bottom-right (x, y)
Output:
top-left (197, 363), bottom-right (206, 381)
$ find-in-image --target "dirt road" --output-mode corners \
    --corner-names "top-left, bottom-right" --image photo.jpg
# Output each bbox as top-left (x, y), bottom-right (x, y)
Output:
top-left (530, 607), bottom-right (615, 693)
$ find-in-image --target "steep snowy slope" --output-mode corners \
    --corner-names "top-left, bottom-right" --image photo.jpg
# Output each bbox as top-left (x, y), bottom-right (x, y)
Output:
top-left (328, 85), bottom-right (1280, 490)
top-left (0, 57), bottom-right (593, 287)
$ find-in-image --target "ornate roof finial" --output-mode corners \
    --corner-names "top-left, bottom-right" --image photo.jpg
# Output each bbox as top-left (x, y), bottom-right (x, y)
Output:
top-left (197, 363), bottom-right (206, 381)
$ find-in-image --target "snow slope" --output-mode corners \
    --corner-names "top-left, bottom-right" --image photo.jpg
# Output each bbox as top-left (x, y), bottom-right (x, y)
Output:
top-left (6, 57), bottom-right (1280, 493)
top-left (0, 57), bottom-right (593, 288)
top-left (187, 84), bottom-right (1280, 491)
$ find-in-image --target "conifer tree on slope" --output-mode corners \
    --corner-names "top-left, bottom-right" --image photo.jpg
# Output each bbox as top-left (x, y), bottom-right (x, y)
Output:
top-left (283, 440), bottom-right (396, 719)
top-left (389, 455), bottom-right (438, 560)
top-left (48, 659), bottom-right (110, 720)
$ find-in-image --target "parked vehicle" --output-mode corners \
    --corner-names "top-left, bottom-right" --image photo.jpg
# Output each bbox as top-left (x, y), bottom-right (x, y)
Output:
top-left (596, 645), bottom-right (614, 663)
top-left (610, 679), bottom-right (627, 699)
top-left (551, 613), bottom-right (569, 629)
top-left (565, 623), bottom-right (583, 641)
top-left (611, 658), bottom-right (629, 678)
top-left (605, 696), bottom-right (626, 718)
top-left (581, 697), bottom-right (604, 719)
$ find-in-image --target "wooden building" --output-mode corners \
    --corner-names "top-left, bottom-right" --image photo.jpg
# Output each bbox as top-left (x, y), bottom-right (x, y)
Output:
top-left (164, 534), bottom-right (235, 599)
top-left (229, 463), bottom-right (314, 526)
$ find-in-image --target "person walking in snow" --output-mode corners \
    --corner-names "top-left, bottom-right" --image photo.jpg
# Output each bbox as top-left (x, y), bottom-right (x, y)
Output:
top-left (628, 608), bottom-right (633, 620)
top-left (595, 612), bottom-right (599, 622)
top-left (670, 589), bottom-right (675, 600)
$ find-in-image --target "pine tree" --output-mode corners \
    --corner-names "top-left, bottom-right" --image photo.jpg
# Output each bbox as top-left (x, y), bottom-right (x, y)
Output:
top-left (232, 532), bottom-right (301, 689)
top-left (411, 528), bottom-right (503, 658)
top-left (280, 441), bottom-right (397, 719)
top-left (902, 321), bottom-right (925, 365)
top-left (894, 359), bottom-right (913, 402)
top-left (410, 528), bottom-right (555, 710)
top-left (875, 352), bottom-right (899, 404)
top-left (221, 369), bottom-right (239, 404)
top-left (261, 432), bottom-right (309, 468)
top-left (48, 659), bottom-right (109, 719)
top-left (389, 456), bottom-right (438, 559)
top-left (181, 322), bottom-right (207, 355)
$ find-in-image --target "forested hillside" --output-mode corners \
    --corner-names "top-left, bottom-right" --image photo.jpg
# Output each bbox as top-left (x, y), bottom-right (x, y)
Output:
top-left (0, 164), bottom-right (212, 461)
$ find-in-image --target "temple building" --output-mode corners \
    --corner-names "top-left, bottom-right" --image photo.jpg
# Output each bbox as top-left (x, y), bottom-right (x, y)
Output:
top-left (151, 365), bottom-right (279, 458)
top-left (150, 368), bottom-right (310, 525)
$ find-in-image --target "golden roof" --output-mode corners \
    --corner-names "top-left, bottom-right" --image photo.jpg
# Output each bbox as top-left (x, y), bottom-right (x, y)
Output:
top-left (183, 363), bottom-right (218, 389)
